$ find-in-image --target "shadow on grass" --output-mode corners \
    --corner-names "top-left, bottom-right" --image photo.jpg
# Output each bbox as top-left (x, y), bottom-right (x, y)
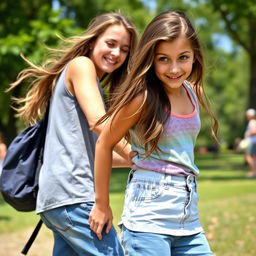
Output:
top-left (198, 163), bottom-right (247, 171)
top-left (0, 196), bottom-right (12, 221)
top-left (0, 215), bottom-right (11, 221)
top-left (0, 196), bottom-right (6, 205)
top-left (198, 175), bottom-right (251, 181)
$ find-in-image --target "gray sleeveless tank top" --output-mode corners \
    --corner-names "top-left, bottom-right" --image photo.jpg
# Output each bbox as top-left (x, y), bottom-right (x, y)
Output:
top-left (36, 65), bottom-right (104, 213)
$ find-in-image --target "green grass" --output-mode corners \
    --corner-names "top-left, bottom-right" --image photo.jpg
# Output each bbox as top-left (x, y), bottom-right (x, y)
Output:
top-left (0, 152), bottom-right (255, 255)
top-left (0, 200), bottom-right (40, 232)
top-left (110, 152), bottom-right (256, 256)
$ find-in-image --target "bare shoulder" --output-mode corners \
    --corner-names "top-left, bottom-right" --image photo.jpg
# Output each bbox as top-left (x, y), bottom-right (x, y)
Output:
top-left (121, 92), bottom-right (146, 118)
top-left (65, 56), bottom-right (98, 95)
top-left (127, 93), bottom-right (145, 109)
top-left (67, 56), bottom-right (96, 74)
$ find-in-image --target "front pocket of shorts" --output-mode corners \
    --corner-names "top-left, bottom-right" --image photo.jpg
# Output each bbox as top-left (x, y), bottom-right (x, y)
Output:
top-left (128, 180), bottom-right (162, 203)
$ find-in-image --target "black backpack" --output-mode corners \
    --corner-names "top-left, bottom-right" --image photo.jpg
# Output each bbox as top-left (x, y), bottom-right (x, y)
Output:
top-left (0, 106), bottom-right (49, 255)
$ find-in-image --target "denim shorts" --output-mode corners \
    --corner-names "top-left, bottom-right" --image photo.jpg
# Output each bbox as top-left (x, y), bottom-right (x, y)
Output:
top-left (246, 140), bottom-right (256, 155)
top-left (40, 202), bottom-right (124, 256)
top-left (120, 169), bottom-right (203, 236)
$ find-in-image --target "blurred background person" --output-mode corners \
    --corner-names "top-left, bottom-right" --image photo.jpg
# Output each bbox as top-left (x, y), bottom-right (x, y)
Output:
top-left (244, 108), bottom-right (256, 177)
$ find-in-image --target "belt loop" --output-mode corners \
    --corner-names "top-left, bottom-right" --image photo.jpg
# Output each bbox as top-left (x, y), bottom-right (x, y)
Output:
top-left (186, 175), bottom-right (193, 190)
top-left (127, 169), bottom-right (135, 184)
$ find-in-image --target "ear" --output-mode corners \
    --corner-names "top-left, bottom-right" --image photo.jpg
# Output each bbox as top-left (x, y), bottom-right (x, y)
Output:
top-left (89, 40), bottom-right (96, 51)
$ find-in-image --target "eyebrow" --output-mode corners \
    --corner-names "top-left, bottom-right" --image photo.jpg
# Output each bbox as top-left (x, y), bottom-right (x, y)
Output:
top-left (155, 51), bottom-right (192, 56)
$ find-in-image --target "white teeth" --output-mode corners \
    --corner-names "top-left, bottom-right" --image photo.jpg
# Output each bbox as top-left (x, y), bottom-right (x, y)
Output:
top-left (167, 75), bottom-right (181, 79)
top-left (105, 57), bottom-right (116, 64)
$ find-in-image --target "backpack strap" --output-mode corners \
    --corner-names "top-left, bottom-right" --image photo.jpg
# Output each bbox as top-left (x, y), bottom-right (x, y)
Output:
top-left (21, 219), bottom-right (43, 255)
top-left (21, 104), bottom-right (49, 254)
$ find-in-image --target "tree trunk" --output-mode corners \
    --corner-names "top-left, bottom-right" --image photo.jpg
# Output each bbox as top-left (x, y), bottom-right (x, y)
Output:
top-left (248, 19), bottom-right (256, 110)
top-left (249, 55), bottom-right (256, 109)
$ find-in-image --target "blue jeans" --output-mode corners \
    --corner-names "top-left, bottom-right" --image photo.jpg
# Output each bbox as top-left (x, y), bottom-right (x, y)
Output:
top-left (40, 202), bottom-right (124, 256)
top-left (122, 226), bottom-right (212, 256)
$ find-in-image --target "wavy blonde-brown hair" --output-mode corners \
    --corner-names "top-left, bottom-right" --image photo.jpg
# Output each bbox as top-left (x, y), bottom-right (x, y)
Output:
top-left (98, 11), bottom-right (218, 156)
top-left (8, 12), bottom-right (138, 125)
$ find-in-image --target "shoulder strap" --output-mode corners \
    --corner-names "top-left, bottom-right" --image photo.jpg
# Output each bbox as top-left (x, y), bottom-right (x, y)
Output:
top-left (21, 219), bottom-right (43, 255)
top-left (43, 103), bottom-right (50, 122)
top-left (183, 81), bottom-right (199, 111)
top-left (20, 104), bottom-right (49, 254)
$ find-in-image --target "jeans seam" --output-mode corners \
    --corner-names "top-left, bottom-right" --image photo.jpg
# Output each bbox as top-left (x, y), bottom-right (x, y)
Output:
top-left (63, 206), bottom-right (74, 231)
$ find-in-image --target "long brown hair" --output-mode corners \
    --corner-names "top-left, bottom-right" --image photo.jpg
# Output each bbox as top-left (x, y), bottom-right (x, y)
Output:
top-left (8, 12), bottom-right (138, 125)
top-left (98, 11), bottom-right (218, 155)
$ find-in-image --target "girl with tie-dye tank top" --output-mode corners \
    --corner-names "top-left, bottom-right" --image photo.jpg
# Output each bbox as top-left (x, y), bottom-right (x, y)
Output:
top-left (90, 11), bottom-right (219, 256)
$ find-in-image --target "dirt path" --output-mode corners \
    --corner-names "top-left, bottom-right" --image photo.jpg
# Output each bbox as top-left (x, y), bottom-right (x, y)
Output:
top-left (0, 225), bottom-right (53, 256)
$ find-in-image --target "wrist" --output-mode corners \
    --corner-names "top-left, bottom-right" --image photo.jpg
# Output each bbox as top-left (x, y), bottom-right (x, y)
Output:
top-left (95, 196), bottom-right (109, 208)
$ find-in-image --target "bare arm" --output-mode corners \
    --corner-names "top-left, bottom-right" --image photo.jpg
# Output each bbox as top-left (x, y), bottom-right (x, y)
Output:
top-left (66, 56), bottom-right (131, 164)
top-left (89, 94), bottom-right (144, 239)
top-left (245, 120), bottom-right (256, 137)
top-left (0, 143), bottom-right (7, 159)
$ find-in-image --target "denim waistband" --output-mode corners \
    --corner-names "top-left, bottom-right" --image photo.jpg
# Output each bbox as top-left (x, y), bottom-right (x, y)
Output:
top-left (129, 169), bottom-right (195, 186)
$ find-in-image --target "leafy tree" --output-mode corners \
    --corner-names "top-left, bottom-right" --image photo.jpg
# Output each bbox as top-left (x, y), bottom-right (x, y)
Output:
top-left (58, 0), bottom-right (153, 32)
top-left (203, 0), bottom-right (256, 110)
top-left (0, 1), bottom-right (81, 143)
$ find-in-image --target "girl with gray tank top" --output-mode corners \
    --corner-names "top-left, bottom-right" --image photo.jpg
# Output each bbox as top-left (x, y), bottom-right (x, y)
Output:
top-left (7, 13), bottom-right (138, 256)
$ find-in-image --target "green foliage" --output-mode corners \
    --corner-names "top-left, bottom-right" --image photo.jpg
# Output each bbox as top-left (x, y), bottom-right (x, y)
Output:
top-left (205, 49), bottom-right (249, 146)
top-left (207, 0), bottom-right (256, 52)
top-left (59, 0), bottom-right (152, 33)
top-left (0, 2), bottom-right (82, 143)
top-left (0, 0), bottom-right (255, 147)
top-left (204, 0), bottom-right (256, 110)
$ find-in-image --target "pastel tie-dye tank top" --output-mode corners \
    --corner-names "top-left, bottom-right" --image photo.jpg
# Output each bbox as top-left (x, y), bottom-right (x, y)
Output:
top-left (130, 81), bottom-right (201, 176)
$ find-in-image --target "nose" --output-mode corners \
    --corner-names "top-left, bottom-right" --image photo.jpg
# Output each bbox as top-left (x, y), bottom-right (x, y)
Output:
top-left (111, 47), bottom-right (120, 57)
top-left (169, 62), bottom-right (180, 74)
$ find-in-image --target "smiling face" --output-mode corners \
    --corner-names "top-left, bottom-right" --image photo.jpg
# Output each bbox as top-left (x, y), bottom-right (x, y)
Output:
top-left (153, 36), bottom-right (194, 93)
top-left (89, 24), bottom-right (131, 79)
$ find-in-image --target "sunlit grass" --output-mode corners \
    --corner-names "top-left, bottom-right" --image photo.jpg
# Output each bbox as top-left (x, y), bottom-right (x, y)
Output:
top-left (0, 152), bottom-right (255, 255)
top-left (110, 152), bottom-right (256, 256)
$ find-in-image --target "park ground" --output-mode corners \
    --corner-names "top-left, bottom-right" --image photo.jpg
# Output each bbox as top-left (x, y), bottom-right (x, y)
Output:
top-left (0, 152), bottom-right (255, 256)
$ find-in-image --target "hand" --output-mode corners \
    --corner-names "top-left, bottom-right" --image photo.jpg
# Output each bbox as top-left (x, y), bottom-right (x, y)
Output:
top-left (89, 203), bottom-right (113, 240)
